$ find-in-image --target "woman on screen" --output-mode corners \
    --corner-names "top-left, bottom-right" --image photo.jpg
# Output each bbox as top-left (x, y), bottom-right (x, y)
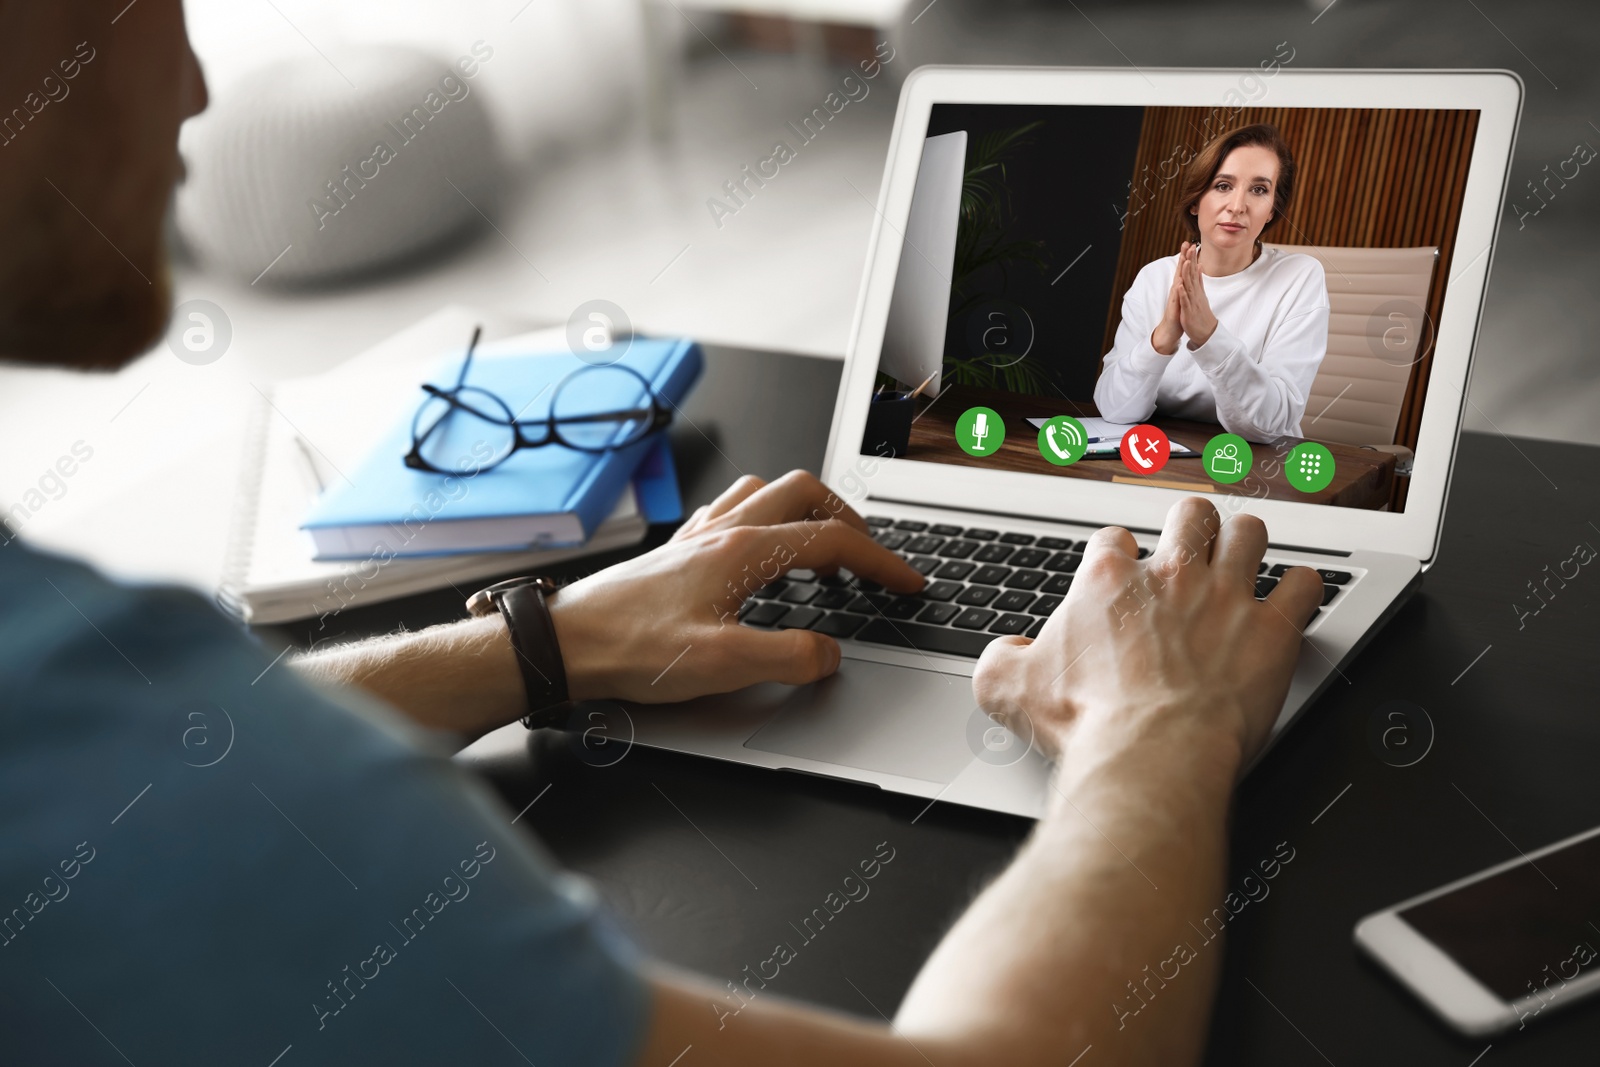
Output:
top-left (1094, 123), bottom-right (1329, 443)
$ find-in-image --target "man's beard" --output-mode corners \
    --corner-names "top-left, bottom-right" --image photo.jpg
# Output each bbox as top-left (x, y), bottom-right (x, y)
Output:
top-left (0, 256), bottom-right (172, 372)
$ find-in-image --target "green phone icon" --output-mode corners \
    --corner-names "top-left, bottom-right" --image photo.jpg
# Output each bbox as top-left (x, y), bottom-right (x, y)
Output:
top-left (1037, 415), bottom-right (1088, 466)
top-left (1285, 442), bottom-right (1336, 493)
top-left (1203, 433), bottom-right (1253, 485)
top-left (956, 406), bottom-right (1004, 456)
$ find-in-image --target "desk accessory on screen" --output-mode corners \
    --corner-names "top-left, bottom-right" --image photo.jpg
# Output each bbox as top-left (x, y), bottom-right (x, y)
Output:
top-left (879, 130), bottom-right (966, 396)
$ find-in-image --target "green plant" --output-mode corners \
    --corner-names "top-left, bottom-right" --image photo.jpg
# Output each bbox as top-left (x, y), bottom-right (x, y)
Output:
top-left (942, 121), bottom-right (1051, 395)
top-left (940, 339), bottom-right (1053, 394)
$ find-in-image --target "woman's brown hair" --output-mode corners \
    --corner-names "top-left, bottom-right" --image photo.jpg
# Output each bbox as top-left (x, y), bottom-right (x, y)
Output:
top-left (1175, 123), bottom-right (1296, 242)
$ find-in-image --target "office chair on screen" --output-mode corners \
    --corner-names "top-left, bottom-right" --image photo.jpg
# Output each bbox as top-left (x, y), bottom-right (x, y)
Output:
top-left (1266, 242), bottom-right (1439, 477)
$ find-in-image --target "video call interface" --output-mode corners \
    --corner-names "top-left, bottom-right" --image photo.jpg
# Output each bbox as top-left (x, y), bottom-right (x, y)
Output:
top-left (860, 99), bottom-right (1482, 514)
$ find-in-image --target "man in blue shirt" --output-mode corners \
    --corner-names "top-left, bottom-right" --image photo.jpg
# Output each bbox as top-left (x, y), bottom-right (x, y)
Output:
top-left (0, 4), bottom-right (1324, 1065)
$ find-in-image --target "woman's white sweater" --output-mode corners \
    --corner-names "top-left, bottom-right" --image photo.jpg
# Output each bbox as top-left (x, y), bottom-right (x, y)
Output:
top-left (1093, 246), bottom-right (1330, 442)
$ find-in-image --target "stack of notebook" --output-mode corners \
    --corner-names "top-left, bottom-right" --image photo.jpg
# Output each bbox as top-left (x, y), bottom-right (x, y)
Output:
top-left (218, 307), bottom-right (699, 625)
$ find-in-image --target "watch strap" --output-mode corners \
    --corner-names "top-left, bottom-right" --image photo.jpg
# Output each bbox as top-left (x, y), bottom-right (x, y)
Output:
top-left (480, 577), bottom-right (569, 730)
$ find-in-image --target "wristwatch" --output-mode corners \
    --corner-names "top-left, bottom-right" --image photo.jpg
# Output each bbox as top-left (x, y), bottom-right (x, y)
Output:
top-left (465, 576), bottom-right (570, 730)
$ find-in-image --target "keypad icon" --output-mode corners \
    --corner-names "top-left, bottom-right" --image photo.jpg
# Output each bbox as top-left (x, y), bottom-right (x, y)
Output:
top-left (1286, 442), bottom-right (1335, 493)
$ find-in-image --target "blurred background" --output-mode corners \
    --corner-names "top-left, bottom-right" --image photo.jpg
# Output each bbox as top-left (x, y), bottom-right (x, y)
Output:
top-left (2, 0), bottom-right (1594, 588)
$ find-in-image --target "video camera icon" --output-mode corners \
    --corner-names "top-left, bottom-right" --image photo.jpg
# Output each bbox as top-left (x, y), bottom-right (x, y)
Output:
top-left (1202, 433), bottom-right (1252, 485)
top-left (1210, 443), bottom-right (1242, 476)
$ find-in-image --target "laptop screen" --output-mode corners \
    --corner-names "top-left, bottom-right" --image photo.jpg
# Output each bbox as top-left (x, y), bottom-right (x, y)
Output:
top-left (858, 99), bottom-right (1486, 515)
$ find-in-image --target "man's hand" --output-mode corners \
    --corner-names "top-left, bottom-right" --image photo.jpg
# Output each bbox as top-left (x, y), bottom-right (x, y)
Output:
top-left (973, 496), bottom-right (1322, 774)
top-left (291, 471), bottom-right (918, 737)
top-left (634, 498), bottom-right (1327, 1067)
top-left (548, 470), bottom-right (923, 704)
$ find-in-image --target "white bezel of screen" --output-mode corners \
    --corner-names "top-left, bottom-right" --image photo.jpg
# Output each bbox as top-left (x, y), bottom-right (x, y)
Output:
top-left (1355, 823), bottom-right (1600, 1034)
top-left (823, 67), bottom-right (1522, 565)
top-left (1354, 911), bottom-right (1513, 1034)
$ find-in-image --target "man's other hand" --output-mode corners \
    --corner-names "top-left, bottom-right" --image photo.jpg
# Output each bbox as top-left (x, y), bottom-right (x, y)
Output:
top-left (973, 497), bottom-right (1323, 776)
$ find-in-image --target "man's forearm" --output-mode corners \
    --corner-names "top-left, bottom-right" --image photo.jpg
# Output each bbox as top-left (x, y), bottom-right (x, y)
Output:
top-left (289, 614), bottom-right (525, 738)
top-left (895, 712), bottom-right (1242, 1067)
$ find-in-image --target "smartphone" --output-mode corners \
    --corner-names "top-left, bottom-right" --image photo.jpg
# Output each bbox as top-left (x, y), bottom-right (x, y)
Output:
top-left (1355, 824), bottom-right (1600, 1036)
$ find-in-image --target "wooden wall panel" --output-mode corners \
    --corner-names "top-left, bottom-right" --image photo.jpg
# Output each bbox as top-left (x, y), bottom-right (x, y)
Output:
top-left (1100, 107), bottom-right (1479, 457)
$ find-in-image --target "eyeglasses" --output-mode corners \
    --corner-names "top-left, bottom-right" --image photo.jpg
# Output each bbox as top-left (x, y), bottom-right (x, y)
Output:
top-left (404, 325), bottom-right (672, 475)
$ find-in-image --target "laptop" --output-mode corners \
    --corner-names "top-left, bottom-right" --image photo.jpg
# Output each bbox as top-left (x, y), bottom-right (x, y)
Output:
top-left (629, 67), bottom-right (1523, 818)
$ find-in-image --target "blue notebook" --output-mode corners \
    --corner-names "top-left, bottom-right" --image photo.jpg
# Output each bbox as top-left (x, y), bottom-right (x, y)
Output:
top-left (303, 338), bottom-right (702, 559)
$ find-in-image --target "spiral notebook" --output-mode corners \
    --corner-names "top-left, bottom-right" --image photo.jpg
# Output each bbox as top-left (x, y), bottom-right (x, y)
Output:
top-left (218, 307), bottom-right (665, 625)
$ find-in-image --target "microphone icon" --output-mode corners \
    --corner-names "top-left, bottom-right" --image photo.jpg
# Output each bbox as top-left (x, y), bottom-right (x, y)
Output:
top-left (957, 406), bottom-right (1003, 457)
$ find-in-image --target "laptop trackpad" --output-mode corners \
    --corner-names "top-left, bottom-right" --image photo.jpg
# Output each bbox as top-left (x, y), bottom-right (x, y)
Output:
top-left (743, 659), bottom-right (978, 784)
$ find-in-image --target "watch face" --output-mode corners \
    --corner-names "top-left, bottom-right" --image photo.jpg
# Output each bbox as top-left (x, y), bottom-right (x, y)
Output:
top-left (467, 576), bottom-right (552, 616)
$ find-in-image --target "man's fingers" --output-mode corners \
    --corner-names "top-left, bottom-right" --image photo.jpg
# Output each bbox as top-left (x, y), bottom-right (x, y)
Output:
top-left (972, 635), bottom-right (1029, 716)
top-left (726, 627), bottom-right (842, 688)
top-left (672, 504), bottom-right (711, 541)
top-left (1083, 524), bottom-right (1139, 561)
top-left (743, 519), bottom-right (923, 592)
top-left (713, 470), bottom-right (870, 536)
top-left (1212, 512), bottom-right (1268, 585)
top-left (1266, 565), bottom-right (1323, 629)
top-left (700, 474), bottom-right (768, 524)
top-left (1151, 497), bottom-right (1220, 573)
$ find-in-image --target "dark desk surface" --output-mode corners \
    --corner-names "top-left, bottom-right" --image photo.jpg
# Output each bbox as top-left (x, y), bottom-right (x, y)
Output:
top-left (908, 383), bottom-right (1397, 509)
top-left (267, 344), bottom-right (1600, 1065)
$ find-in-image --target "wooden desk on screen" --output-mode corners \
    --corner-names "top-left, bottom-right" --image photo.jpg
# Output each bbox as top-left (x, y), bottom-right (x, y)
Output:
top-left (907, 384), bottom-right (1396, 510)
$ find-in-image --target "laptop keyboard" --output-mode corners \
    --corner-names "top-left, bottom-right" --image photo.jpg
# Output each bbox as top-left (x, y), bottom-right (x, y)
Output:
top-left (739, 515), bottom-right (1352, 659)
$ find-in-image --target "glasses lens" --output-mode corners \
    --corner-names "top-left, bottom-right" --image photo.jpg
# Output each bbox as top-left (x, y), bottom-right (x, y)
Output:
top-left (551, 365), bottom-right (658, 451)
top-left (413, 387), bottom-right (516, 473)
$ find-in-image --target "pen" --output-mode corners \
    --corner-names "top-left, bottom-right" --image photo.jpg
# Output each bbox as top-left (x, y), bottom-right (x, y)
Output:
top-left (293, 435), bottom-right (328, 494)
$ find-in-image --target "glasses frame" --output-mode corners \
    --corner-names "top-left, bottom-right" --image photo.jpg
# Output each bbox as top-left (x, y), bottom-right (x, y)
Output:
top-left (403, 326), bottom-right (673, 476)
